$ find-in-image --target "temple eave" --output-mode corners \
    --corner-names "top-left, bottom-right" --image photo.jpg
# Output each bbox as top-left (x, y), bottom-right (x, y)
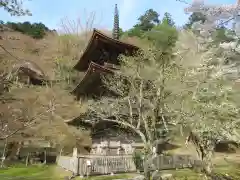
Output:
top-left (73, 29), bottom-right (139, 72)
top-left (71, 62), bottom-right (116, 98)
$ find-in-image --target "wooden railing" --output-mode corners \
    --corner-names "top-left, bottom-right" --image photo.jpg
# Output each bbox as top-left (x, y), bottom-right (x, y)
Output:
top-left (147, 155), bottom-right (202, 171)
top-left (78, 155), bottom-right (136, 176)
top-left (57, 155), bottom-right (136, 176)
top-left (57, 154), bottom-right (202, 176)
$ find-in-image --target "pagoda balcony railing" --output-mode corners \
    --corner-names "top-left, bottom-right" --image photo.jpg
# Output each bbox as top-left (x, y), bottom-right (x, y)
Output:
top-left (104, 62), bottom-right (120, 70)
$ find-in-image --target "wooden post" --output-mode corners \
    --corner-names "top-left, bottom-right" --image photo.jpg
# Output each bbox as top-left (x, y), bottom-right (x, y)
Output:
top-left (72, 148), bottom-right (79, 176)
top-left (26, 152), bottom-right (29, 166)
top-left (59, 148), bottom-right (63, 156)
top-left (44, 148), bottom-right (47, 164)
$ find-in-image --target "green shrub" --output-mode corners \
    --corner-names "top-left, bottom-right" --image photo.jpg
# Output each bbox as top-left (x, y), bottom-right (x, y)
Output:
top-left (132, 150), bottom-right (144, 171)
top-left (4, 21), bottom-right (49, 39)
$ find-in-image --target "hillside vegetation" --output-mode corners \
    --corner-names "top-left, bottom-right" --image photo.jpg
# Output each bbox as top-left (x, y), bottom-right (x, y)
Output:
top-left (1, 1), bottom-right (240, 179)
top-left (0, 23), bottom-right (92, 155)
top-left (0, 20), bottom-right (56, 38)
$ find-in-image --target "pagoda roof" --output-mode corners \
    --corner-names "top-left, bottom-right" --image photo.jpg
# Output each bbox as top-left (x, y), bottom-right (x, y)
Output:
top-left (73, 28), bottom-right (139, 71)
top-left (71, 62), bottom-right (115, 97)
top-left (65, 113), bottom-right (136, 138)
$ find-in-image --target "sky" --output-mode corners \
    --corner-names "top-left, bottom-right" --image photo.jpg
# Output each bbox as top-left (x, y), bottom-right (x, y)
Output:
top-left (0, 0), bottom-right (237, 31)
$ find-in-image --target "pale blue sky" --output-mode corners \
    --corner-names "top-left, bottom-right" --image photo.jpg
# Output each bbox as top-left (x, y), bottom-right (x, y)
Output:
top-left (0, 0), bottom-right (237, 31)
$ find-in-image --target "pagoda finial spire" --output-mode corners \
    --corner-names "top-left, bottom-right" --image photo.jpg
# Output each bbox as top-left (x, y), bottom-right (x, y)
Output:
top-left (113, 4), bottom-right (119, 40)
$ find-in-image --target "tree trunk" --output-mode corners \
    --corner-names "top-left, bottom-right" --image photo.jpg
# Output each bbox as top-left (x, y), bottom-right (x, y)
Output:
top-left (186, 132), bottom-right (215, 176)
top-left (5, 142), bottom-right (14, 159)
top-left (143, 144), bottom-right (153, 180)
top-left (195, 141), bottom-right (215, 176)
top-left (16, 142), bottom-right (22, 160)
top-left (201, 146), bottom-right (214, 175)
top-left (143, 157), bottom-right (151, 180)
top-left (1, 139), bottom-right (8, 168)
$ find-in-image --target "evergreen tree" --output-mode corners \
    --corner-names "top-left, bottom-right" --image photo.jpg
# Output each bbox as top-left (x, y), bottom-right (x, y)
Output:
top-left (126, 9), bottom-right (160, 37)
top-left (137, 9), bottom-right (160, 31)
top-left (162, 12), bottom-right (175, 27)
top-left (184, 12), bottom-right (207, 29)
top-left (3, 21), bottom-right (49, 39)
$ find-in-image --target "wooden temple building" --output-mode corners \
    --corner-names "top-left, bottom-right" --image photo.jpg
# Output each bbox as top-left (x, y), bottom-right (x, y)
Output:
top-left (71, 4), bottom-right (139, 99)
top-left (68, 4), bottom-right (144, 155)
top-left (71, 27), bottom-right (139, 99)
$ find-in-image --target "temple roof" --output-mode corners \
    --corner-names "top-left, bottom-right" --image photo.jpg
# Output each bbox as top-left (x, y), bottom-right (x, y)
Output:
top-left (73, 28), bottom-right (139, 71)
top-left (71, 62), bottom-right (116, 98)
top-left (65, 114), bottom-right (137, 139)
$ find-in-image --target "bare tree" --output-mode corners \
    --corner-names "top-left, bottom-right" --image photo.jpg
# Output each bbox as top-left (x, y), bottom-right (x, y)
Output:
top-left (86, 29), bottom-right (240, 179)
top-left (9, 84), bottom-right (88, 143)
top-left (57, 10), bottom-right (102, 63)
top-left (86, 48), bottom-right (181, 179)
top-left (0, 81), bottom-right (89, 166)
top-left (58, 10), bottom-right (98, 36)
top-left (0, 0), bottom-right (91, 164)
top-left (0, 96), bottom-right (54, 166)
top-left (173, 30), bottom-right (240, 176)
top-left (0, 0), bottom-right (31, 16)
top-left (183, 0), bottom-right (240, 40)
top-left (169, 1), bottom-right (240, 176)
top-left (0, 98), bottom-right (51, 141)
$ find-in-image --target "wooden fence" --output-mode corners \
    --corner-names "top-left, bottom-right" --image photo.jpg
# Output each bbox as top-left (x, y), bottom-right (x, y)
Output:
top-left (57, 155), bottom-right (136, 176)
top-left (57, 156), bottom-right (79, 174)
top-left (146, 154), bottom-right (202, 171)
top-left (56, 154), bottom-right (202, 176)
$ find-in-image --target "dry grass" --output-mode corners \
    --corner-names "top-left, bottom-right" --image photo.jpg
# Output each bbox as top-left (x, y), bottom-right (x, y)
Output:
top-left (0, 31), bottom-right (58, 79)
top-left (0, 30), bottom-right (86, 80)
top-left (0, 26), bottom-right (92, 150)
